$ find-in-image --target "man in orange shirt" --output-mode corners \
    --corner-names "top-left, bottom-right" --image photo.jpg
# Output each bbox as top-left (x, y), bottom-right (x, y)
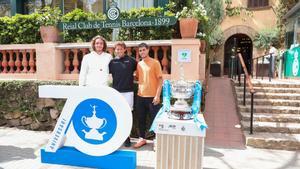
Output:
top-left (133, 43), bottom-right (163, 148)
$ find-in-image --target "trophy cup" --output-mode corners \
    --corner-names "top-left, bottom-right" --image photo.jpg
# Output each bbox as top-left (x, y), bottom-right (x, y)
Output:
top-left (169, 63), bottom-right (195, 120)
top-left (81, 105), bottom-right (107, 141)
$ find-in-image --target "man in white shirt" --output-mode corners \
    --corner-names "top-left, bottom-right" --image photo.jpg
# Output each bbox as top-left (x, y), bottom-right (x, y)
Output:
top-left (269, 43), bottom-right (278, 78)
top-left (79, 35), bottom-right (112, 87)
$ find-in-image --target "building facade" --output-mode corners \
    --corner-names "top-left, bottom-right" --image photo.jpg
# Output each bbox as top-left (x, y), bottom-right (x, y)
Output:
top-left (217, 0), bottom-right (277, 75)
top-left (284, 2), bottom-right (300, 49)
top-left (0, 0), bottom-right (279, 76)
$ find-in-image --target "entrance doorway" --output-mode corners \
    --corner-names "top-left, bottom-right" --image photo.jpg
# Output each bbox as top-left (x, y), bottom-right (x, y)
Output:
top-left (224, 34), bottom-right (253, 75)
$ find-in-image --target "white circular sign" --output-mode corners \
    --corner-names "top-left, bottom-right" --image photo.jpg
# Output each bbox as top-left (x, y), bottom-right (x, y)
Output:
top-left (65, 86), bottom-right (132, 156)
top-left (107, 7), bottom-right (119, 20)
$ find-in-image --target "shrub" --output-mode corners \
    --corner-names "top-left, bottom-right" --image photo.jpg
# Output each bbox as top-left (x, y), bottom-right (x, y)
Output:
top-left (36, 6), bottom-right (61, 26)
top-left (61, 9), bottom-right (112, 42)
top-left (0, 13), bottom-right (42, 44)
top-left (253, 28), bottom-right (280, 50)
top-left (118, 7), bottom-right (175, 41)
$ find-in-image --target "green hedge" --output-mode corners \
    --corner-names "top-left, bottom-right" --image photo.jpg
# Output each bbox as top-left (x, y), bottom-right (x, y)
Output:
top-left (0, 13), bottom-right (42, 44)
top-left (0, 7), bottom-right (176, 44)
top-left (61, 9), bottom-right (112, 42)
top-left (118, 7), bottom-right (174, 41)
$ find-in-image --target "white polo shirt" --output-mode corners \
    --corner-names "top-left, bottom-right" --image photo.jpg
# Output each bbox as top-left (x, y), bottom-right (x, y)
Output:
top-left (79, 51), bottom-right (112, 87)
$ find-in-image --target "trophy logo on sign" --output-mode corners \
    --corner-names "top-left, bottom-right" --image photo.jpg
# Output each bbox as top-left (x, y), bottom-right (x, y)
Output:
top-left (169, 63), bottom-right (195, 120)
top-left (81, 105), bottom-right (107, 141)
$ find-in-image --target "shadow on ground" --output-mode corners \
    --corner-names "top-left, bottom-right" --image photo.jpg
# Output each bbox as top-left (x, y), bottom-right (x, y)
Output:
top-left (275, 150), bottom-right (300, 169)
top-left (0, 145), bottom-right (36, 163)
top-left (137, 166), bottom-right (154, 169)
top-left (204, 147), bottom-right (224, 157)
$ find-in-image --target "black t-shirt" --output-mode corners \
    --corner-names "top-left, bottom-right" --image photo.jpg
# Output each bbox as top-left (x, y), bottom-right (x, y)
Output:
top-left (109, 55), bottom-right (137, 92)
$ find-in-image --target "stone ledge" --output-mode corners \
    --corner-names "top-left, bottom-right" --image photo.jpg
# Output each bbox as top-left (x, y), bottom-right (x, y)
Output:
top-left (241, 121), bottom-right (300, 134)
top-left (238, 105), bottom-right (300, 114)
top-left (240, 112), bottom-right (300, 123)
top-left (237, 98), bottom-right (300, 107)
top-left (236, 92), bottom-right (300, 100)
top-left (244, 131), bottom-right (300, 151)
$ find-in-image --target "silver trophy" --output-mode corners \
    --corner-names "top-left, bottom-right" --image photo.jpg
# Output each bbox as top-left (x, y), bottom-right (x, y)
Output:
top-left (169, 63), bottom-right (195, 120)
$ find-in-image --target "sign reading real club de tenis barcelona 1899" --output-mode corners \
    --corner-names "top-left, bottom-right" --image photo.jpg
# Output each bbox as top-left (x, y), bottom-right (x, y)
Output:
top-left (59, 2), bottom-right (176, 30)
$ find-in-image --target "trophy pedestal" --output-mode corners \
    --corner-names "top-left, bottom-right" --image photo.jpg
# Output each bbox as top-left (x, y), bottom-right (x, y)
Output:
top-left (155, 113), bottom-right (206, 169)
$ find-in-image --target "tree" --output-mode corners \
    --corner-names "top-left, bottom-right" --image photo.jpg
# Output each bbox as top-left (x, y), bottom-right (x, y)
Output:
top-left (253, 28), bottom-right (280, 50)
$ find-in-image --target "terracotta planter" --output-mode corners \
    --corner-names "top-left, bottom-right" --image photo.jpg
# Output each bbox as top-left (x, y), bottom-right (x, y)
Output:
top-left (40, 26), bottom-right (59, 43)
top-left (179, 18), bottom-right (199, 39)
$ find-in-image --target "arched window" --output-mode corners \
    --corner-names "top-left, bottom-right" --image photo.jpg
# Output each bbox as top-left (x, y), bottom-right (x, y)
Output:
top-left (248, 0), bottom-right (269, 8)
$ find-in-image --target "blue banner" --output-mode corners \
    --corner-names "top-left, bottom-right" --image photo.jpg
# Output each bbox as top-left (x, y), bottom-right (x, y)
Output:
top-left (149, 80), bottom-right (171, 132)
top-left (191, 81), bottom-right (207, 130)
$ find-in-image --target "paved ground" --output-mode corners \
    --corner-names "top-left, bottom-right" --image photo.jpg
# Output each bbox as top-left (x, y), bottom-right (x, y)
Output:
top-left (0, 127), bottom-right (300, 169)
top-left (204, 77), bottom-right (245, 149)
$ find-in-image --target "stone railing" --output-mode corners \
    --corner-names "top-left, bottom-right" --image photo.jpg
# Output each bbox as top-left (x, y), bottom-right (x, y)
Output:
top-left (56, 40), bottom-right (172, 80)
top-left (0, 39), bottom-right (205, 81)
top-left (0, 44), bottom-right (37, 79)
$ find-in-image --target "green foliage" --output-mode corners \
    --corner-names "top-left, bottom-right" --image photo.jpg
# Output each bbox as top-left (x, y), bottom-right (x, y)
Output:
top-left (166, 0), bottom-right (193, 14)
top-left (0, 13), bottom-right (42, 44)
top-left (12, 13), bottom-right (42, 44)
top-left (0, 6), bottom-right (176, 43)
top-left (0, 16), bottom-right (14, 44)
top-left (225, 0), bottom-right (253, 20)
top-left (253, 28), bottom-right (280, 49)
top-left (208, 26), bottom-right (224, 48)
top-left (37, 6), bottom-right (62, 26)
top-left (175, 1), bottom-right (208, 22)
top-left (201, 0), bottom-right (224, 50)
top-left (61, 9), bottom-right (112, 42)
top-left (118, 7), bottom-right (174, 40)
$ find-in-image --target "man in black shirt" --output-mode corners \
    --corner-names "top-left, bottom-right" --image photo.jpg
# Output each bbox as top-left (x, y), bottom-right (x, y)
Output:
top-left (109, 41), bottom-right (137, 147)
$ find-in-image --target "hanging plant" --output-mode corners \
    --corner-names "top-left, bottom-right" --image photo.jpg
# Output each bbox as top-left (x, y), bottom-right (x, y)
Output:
top-left (225, 0), bottom-right (253, 20)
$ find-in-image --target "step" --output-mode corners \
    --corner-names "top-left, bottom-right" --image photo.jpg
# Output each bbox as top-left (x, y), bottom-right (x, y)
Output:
top-left (235, 86), bottom-right (300, 93)
top-left (241, 121), bottom-right (300, 134)
top-left (236, 92), bottom-right (300, 100)
top-left (240, 112), bottom-right (300, 123)
top-left (237, 98), bottom-right (300, 107)
top-left (239, 105), bottom-right (300, 114)
top-left (244, 131), bottom-right (300, 151)
top-left (235, 82), bottom-right (300, 88)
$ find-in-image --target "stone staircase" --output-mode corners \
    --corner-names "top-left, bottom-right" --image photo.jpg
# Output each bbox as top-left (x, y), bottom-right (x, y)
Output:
top-left (234, 79), bottom-right (300, 151)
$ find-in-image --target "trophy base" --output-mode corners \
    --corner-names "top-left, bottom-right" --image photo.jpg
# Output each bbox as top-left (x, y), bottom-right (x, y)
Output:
top-left (169, 107), bottom-right (193, 120)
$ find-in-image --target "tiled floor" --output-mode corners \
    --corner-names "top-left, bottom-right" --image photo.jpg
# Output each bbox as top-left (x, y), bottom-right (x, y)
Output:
top-left (204, 77), bottom-right (245, 149)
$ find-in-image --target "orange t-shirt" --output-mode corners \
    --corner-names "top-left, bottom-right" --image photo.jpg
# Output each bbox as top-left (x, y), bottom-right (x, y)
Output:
top-left (136, 57), bottom-right (162, 97)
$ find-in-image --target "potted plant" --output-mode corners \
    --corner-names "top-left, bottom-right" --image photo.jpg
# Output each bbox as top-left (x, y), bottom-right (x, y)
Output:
top-left (176, 2), bottom-right (208, 38)
top-left (37, 6), bottom-right (61, 43)
top-left (197, 32), bottom-right (207, 53)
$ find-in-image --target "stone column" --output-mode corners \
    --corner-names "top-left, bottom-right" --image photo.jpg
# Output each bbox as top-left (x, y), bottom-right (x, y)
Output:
top-left (171, 39), bottom-right (205, 81)
top-left (35, 43), bottom-right (64, 80)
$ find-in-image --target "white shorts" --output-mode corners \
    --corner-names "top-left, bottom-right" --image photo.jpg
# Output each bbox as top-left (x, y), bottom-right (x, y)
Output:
top-left (120, 92), bottom-right (134, 110)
